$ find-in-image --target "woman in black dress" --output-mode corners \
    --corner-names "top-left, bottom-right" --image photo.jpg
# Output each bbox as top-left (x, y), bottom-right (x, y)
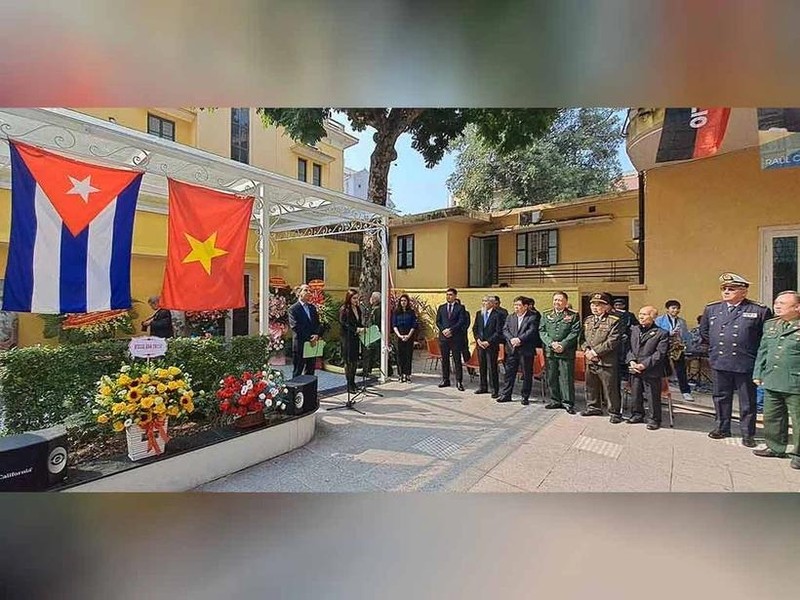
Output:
top-left (339, 288), bottom-right (365, 393)
top-left (392, 294), bottom-right (418, 382)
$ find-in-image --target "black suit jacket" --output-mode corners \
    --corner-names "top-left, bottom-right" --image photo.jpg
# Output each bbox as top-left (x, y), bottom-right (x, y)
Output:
top-left (626, 324), bottom-right (670, 378)
top-left (436, 302), bottom-right (469, 348)
top-left (502, 311), bottom-right (540, 356)
top-left (472, 309), bottom-right (505, 347)
top-left (288, 301), bottom-right (321, 351)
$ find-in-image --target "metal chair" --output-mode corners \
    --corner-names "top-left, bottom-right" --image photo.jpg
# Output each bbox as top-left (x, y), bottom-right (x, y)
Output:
top-left (425, 338), bottom-right (442, 372)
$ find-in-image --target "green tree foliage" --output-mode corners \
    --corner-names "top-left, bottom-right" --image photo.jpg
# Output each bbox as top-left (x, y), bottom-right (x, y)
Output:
top-left (256, 109), bottom-right (558, 294)
top-left (446, 108), bottom-right (625, 210)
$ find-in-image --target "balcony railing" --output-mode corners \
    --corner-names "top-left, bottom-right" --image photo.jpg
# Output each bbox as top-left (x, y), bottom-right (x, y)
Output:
top-left (496, 259), bottom-right (640, 286)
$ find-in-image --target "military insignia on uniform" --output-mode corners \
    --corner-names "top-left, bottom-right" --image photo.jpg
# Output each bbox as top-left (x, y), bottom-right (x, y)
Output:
top-left (743, 312), bottom-right (758, 318)
top-left (563, 315), bottom-right (572, 322)
top-left (649, 330), bottom-right (656, 336)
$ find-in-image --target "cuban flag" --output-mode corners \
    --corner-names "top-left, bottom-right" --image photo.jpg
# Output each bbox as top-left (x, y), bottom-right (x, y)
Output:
top-left (2, 141), bottom-right (143, 313)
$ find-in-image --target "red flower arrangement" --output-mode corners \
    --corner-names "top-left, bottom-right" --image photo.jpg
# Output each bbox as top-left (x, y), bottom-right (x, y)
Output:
top-left (215, 368), bottom-right (287, 418)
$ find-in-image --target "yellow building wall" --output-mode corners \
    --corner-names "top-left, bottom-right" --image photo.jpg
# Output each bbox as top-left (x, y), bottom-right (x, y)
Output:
top-left (75, 108), bottom-right (196, 146)
top-left (390, 221), bottom-right (457, 290)
top-left (193, 109), bottom-right (345, 191)
top-left (629, 147), bottom-right (800, 322)
top-left (273, 238), bottom-right (358, 294)
top-left (491, 194), bottom-right (638, 266)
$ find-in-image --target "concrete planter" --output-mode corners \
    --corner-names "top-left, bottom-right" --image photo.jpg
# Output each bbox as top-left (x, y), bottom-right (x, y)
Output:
top-left (62, 411), bottom-right (317, 492)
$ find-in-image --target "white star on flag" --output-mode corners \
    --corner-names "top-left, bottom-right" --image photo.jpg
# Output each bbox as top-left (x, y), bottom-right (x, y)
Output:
top-left (66, 175), bottom-right (100, 203)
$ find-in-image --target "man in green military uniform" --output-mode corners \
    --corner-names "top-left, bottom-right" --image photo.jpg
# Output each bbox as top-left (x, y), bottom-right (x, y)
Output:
top-left (540, 291), bottom-right (582, 414)
top-left (581, 292), bottom-right (624, 423)
top-left (752, 290), bottom-right (800, 469)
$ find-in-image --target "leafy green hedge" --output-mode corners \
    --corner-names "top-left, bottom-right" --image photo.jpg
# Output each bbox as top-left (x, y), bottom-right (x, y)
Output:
top-left (0, 335), bottom-right (275, 435)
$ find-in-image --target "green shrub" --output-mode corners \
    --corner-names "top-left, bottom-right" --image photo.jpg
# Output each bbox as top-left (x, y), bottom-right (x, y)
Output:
top-left (0, 335), bottom-right (278, 435)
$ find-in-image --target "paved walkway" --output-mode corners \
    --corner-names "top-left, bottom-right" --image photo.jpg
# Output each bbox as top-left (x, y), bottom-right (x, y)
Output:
top-left (197, 365), bottom-right (800, 493)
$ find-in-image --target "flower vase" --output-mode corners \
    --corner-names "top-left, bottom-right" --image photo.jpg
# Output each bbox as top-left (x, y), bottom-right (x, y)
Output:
top-left (126, 417), bottom-right (169, 461)
top-left (233, 411), bottom-right (266, 430)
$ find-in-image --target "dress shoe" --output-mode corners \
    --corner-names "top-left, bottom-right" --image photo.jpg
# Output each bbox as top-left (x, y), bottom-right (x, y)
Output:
top-left (456, 382), bottom-right (465, 391)
top-left (406, 375), bottom-right (412, 383)
top-left (753, 447), bottom-right (786, 458)
top-left (521, 398), bottom-right (530, 406)
top-left (708, 430), bottom-right (731, 440)
top-left (474, 389), bottom-right (489, 395)
top-left (544, 402), bottom-right (562, 409)
top-left (564, 405), bottom-right (576, 415)
top-left (580, 408), bottom-right (603, 417)
top-left (791, 457), bottom-right (800, 470)
top-left (646, 421), bottom-right (660, 431)
top-left (438, 381), bottom-right (451, 388)
top-left (609, 414), bottom-right (623, 424)
top-left (741, 437), bottom-right (757, 448)
top-left (627, 414), bottom-right (644, 424)
top-left (491, 393), bottom-right (499, 399)
top-left (496, 397), bottom-right (512, 403)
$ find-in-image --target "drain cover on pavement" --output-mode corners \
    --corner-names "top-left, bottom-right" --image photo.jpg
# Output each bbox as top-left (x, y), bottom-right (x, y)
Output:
top-left (572, 435), bottom-right (623, 459)
top-left (413, 436), bottom-right (462, 459)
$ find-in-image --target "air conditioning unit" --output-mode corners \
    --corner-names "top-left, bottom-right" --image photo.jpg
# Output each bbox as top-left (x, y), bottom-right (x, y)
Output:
top-left (519, 210), bottom-right (542, 226)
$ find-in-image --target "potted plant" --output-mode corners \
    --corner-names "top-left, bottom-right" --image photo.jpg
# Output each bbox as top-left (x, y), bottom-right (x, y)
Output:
top-left (215, 367), bottom-right (288, 429)
top-left (93, 363), bottom-right (201, 461)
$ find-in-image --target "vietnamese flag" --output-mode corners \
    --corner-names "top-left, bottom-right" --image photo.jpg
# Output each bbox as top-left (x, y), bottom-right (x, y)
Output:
top-left (160, 179), bottom-right (254, 311)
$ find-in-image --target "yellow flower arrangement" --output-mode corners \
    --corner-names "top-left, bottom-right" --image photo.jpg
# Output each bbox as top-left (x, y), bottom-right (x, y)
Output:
top-left (93, 363), bottom-right (201, 434)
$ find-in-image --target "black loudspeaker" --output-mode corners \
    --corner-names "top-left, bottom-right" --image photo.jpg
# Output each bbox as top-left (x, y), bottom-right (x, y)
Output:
top-left (284, 375), bottom-right (319, 416)
top-left (0, 425), bottom-right (68, 492)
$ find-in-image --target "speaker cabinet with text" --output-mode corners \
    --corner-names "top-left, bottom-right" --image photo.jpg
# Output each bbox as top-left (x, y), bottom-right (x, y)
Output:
top-left (0, 425), bottom-right (68, 492)
top-left (284, 375), bottom-right (319, 416)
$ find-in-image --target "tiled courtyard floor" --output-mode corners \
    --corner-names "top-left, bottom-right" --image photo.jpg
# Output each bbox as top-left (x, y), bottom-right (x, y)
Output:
top-left (197, 360), bottom-right (800, 493)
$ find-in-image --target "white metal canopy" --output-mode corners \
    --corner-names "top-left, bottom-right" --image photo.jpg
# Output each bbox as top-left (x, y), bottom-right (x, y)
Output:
top-left (0, 107), bottom-right (393, 380)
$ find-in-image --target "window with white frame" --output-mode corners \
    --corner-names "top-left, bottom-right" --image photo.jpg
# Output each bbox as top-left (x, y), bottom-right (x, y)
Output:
top-left (147, 113), bottom-right (175, 141)
top-left (230, 108), bottom-right (250, 164)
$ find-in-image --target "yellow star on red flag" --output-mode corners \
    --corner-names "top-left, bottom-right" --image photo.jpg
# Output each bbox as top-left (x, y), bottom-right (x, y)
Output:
top-left (182, 232), bottom-right (228, 275)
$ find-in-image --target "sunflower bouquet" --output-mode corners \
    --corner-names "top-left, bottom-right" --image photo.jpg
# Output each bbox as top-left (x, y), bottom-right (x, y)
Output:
top-left (93, 363), bottom-right (200, 459)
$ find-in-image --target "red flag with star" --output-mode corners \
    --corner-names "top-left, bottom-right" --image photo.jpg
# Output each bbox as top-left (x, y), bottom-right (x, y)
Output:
top-left (160, 179), bottom-right (254, 311)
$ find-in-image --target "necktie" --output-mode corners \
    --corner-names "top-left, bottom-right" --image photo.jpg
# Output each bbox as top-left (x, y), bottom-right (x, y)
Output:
top-left (727, 305), bottom-right (735, 313)
top-left (304, 303), bottom-right (311, 319)
top-left (483, 311), bottom-right (488, 326)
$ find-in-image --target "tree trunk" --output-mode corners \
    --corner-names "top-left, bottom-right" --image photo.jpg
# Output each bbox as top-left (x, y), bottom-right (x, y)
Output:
top-left (358, 131), bottom-right (397, 299)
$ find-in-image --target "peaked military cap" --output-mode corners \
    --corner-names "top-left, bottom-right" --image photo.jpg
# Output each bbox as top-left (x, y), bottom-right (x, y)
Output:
top-left (589, 292), bottom-right (612, 305)
top-left (719, 272), bottom-right (750, 288)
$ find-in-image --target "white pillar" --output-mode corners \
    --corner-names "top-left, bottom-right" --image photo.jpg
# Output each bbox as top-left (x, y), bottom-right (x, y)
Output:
top-left (380, 220), bottom-right (390, 383)
top-left (257, 184), bottom-right (269, 336)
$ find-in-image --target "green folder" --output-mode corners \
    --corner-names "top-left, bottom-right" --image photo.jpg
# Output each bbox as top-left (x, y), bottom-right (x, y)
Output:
top-left (360, 325), bottom-right (382, 346)
top-left (302, 339), bottom-right (325, 358)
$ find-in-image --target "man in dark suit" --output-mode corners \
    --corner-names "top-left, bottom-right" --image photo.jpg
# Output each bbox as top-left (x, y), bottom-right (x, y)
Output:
top-left (436, 287), bottom-right (470, 390)
top-left (472, 296), bottom-right (505, 398)
top-left (499, 296), bottom-right (540, 405)
top-left (288, 284), bottom-right (322, 378)
top-left (700, 272), bottom-right (773, 447)
top-left (626, 305), bottom-right (670, 430)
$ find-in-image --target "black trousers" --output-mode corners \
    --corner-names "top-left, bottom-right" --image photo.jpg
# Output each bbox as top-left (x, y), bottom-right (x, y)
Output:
top-left (501, 350), bottom-right (533, 400)
top-left (396, 338), bottom-right (414, 376)
top-left (712, 369), bottom-right (757, 437)
top-left (477, 344), bottom-right (500, 394)
top-left (292, 351), bottom-right (316, 378)
top-left (439, 336), bottom-right (463, 384)
top-left (671, 354), bottom-right (691, 394)
top-left (630, 374), bottom-right (662, 423)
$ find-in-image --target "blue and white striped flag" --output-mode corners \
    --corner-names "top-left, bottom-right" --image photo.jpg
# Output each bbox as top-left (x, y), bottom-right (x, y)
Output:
top-left (2, 141), bottom-right (143, 313)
